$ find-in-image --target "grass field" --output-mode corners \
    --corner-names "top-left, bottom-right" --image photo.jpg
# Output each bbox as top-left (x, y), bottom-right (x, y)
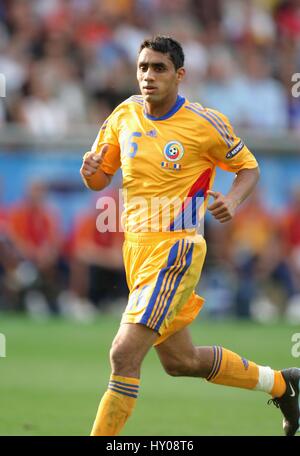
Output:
top-left (0, 313), bottom-right (299, 436)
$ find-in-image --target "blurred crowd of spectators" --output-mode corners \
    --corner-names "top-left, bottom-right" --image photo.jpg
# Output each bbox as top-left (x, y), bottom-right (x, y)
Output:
top-left (1, 180), bottom-right (300, 322)
top-left (0, 181), bottom-right (128, 320)
top-left (202, 187), bottom-right (300, 322)
top-left (0, 0), bottom-right (300, 322)
top-left (0, 0), bottom-right (300, 135)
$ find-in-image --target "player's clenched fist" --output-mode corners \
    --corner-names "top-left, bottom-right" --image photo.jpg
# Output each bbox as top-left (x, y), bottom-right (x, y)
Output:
top-left (207, 190), bottom-right (238, 223)
top-left (80, 144), bottom-right (109, 178)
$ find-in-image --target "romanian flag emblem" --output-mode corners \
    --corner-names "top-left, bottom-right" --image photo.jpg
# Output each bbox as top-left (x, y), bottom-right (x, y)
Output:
top-left (161, 162), bottom-right (181, 170)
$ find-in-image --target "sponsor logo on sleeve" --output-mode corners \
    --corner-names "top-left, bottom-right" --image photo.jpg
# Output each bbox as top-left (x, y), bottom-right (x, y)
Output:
top-left (226, 140), bottom-right (244, 159)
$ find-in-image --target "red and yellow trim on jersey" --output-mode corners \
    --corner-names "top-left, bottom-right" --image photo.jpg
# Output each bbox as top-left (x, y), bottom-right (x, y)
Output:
top-left (170, 168), bottom-right (212, 231)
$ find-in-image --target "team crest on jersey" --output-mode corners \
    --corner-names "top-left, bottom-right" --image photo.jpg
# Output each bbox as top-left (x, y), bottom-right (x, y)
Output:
top-left (163, 141), bottom-right (184, 162)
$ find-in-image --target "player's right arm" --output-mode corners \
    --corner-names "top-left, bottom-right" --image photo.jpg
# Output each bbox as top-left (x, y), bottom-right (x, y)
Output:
top-left (80, 145), bottom-right (113, 191)
top-left (81, 112), bottom-right (121, 191)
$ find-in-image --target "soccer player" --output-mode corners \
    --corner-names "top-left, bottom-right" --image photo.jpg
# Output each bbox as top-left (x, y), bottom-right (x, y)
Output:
top-left (80, 36), bottom-right (300, 436)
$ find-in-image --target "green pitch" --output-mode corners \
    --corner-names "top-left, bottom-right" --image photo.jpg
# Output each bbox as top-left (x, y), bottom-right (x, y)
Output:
top-left (0, 313), bottom-right (298, 436)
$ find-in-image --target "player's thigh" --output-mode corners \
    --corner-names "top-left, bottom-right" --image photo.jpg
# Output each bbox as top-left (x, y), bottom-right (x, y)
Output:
top-left (155, 326), bottom-right (196, 368)
top-left (111, 322), bottom-right (159, 363)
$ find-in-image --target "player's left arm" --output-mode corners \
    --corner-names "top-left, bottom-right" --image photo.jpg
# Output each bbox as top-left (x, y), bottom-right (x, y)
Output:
top-left (206, 109), bottom-right (260, 223)
top-left (207, 167), bottom-right (260, 223)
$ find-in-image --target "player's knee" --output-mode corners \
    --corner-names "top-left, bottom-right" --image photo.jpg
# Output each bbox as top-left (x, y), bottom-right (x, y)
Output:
top-left (110, 340), bottom-right (141, 375)
top-left (110, 342), bottom-right (129, 371)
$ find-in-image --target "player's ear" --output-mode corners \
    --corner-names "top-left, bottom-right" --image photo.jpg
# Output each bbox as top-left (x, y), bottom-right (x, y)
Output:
top-left (176, 67), bottom-right (185, 83)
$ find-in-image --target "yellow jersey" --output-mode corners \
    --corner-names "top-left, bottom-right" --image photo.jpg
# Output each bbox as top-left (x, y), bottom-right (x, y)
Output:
top-left (90, 94), bottom-right (258, 233)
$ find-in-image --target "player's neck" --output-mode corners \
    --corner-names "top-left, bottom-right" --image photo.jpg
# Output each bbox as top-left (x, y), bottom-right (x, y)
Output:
top-left (144, 93), bottom-right (179, 118)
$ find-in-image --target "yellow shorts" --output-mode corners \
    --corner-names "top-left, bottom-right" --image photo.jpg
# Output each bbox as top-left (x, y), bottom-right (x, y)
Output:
top-left (121, 231), bottom-right (207, 346)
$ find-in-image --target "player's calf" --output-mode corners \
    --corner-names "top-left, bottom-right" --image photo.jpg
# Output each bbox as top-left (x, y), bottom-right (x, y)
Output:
top-left (159, 346), bottom-right (214, 378)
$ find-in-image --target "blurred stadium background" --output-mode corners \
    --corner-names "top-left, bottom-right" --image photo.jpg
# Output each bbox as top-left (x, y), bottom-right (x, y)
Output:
top-left (1, 0), bottom-right (300, 436)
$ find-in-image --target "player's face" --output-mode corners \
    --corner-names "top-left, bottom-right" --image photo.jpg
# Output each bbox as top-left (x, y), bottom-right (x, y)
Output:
top-left (137, 48), bottom-right (185, 104)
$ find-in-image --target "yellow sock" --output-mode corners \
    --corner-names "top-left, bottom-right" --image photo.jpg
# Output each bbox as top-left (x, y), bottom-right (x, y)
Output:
top-left (207, 346), bottom-right (259, 389)
top-left (206, 346), bottom-right (287, 396)
top-left (90, 374), bottom-right (140, 436)
top-left (271, 370), bottom-right (286, 397)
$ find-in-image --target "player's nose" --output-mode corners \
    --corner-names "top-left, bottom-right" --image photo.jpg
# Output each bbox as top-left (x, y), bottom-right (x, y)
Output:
top-left (143, 68), bottom-right (155, 81)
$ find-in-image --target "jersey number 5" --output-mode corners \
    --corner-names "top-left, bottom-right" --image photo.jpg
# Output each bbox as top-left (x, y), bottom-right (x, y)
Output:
top-left (123, 132), bottom-right (142, 158)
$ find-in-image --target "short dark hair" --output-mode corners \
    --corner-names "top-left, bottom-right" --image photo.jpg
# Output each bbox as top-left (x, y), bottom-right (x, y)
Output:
top-left (139, 36), bottom-right (184, 70)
